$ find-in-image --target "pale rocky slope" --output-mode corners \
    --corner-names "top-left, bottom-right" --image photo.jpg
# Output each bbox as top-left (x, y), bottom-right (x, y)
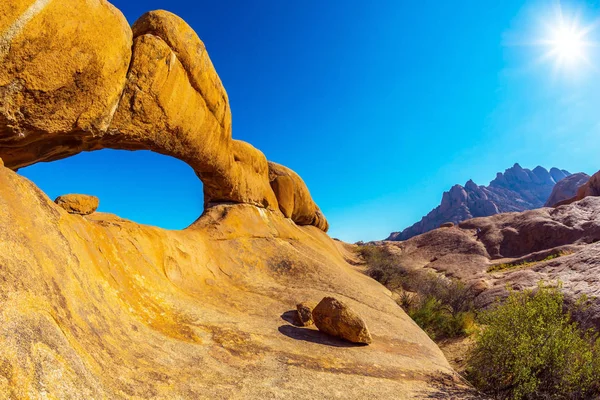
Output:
top-left (0, 1), bottom-right (476, 398)
top-left (388, 164), bottom-right (571, 241)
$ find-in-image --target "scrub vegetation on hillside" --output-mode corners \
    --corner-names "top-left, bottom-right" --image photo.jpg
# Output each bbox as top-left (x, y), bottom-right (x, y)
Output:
top-left (359, 245), bottom-right (600, 400)
top-left (358, 245), bottom-right (477, 340)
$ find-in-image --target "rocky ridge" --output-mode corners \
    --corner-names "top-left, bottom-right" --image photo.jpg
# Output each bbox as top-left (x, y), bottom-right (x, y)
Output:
top-left (375, 192), bottom-right (600, 326)
top-left (388, 164), bottom-right (571, 241)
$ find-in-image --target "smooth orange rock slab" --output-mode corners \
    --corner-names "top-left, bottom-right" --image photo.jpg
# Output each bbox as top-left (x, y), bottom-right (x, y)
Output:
top-left (131, 10), bottom-right (230, 129)
top-left (271, 174), bottom-right (295, 218)
top-left (269, 161), bottom-right (329, 231)
top-left (0, 165), bottom-right (471, 399)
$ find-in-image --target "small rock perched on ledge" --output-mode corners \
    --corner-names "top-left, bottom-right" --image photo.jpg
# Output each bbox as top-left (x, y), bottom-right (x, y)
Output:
top-left (55, 194), bottom-right (99, 215)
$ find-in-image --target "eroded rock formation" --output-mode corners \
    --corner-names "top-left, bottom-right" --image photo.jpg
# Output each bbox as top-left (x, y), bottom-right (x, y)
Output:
top-left (556, 170), bottom-right (600, 207)
top-left (545, 172), bottom-right (590, 207)
top-left (313, 297), bottom-right (373, 344)
top-left (0, 2), bottom-right (474, 398)
top-left (388, 164), bottom-right (571, 241)
top-left (0, 2), bottom-right (325, 231)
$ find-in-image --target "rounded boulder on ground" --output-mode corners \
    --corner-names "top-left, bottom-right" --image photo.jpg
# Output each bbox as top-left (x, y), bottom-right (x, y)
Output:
top-left (55, 194), bottom-right (99, 215)
top-left (296, 302), bottom-right (316, 326)
top-left (312, 297), bottom-right (372, 344)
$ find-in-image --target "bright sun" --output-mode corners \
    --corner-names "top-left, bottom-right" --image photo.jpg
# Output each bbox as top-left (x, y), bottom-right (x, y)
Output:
top-left (550, 26), bottom-right (586, 61)
top-left (534, 5), bottom-right (598, 72)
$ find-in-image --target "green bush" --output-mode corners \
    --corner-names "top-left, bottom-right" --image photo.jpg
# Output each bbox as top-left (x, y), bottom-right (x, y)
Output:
top-left (358, 245), bottom-right (404, 290)
top-left (358, 245), bottom-right (476, 340)
top-left (408, 296), bottom-right (475, 340)
top-left (467, 283), bottom-right (600, 400)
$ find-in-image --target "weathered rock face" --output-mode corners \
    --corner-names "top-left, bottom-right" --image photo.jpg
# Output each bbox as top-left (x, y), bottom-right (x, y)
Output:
top-left (387, 164), bottom-right (570, 241)
top-left (0, 2), bottom-right (473, 398)
top-left (0, 0), bottom-right (132, 148)
top-left (376, 196), bottom-right (600, 326)
top-left (313, 297), bottom-right (373, 344)
top-left (55, 194), bottom-right (99, 215)
top-left (0, 165), bottom-right (470, 399)
top-left (557, 170), bottom-right (600, 206)
top-left (0, 3), bottom-right (326, 231)
top-left (577, 171), bottom-right (600, 199)
top-left (545, 172), bottom-right (590, 207)
top-left (268, 162), bottom-right (328, 231)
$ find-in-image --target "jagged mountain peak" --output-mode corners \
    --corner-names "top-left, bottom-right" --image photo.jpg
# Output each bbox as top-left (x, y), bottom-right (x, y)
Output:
top-left (387, 164), bottom-right (575, 241)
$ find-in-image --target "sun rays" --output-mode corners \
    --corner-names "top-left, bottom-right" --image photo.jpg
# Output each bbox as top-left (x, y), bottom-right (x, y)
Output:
top-left (537, 5), bottom-right (597, 72)
top-left (506, 2), bottom-right (600, 78)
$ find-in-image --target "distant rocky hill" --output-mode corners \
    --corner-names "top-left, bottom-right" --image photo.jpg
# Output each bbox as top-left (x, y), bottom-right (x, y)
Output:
top-left (545, 172), bottom-right (591, 207)
top-left (374, 194), bottom-right (600, 326)
top-left (387, 164), bottom-right (572, 241)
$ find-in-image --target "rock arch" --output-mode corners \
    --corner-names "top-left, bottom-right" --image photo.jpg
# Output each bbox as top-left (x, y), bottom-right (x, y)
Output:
top-left (0, 3), bottom-right (327, 231)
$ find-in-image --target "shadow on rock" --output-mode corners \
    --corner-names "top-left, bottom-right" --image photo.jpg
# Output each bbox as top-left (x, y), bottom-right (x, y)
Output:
top-left (280, 310), bottom-right (303, 326)
top-left (278, 324), bottom-right (366, 348)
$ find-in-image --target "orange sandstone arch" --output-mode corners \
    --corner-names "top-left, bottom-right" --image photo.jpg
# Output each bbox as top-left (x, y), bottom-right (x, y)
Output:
top-left (0, 3), bottom-right (327, 231)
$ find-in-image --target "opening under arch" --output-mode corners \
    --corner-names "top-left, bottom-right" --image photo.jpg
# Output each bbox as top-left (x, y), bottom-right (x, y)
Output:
top-left (19, 149), bottom-right (203, 230)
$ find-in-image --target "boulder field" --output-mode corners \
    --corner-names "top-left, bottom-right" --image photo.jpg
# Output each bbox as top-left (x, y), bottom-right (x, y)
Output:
top-left (0, 1), bottom-right (474, 398)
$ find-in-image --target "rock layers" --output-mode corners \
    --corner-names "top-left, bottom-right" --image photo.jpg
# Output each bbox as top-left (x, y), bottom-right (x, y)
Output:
top-left (0, 3), bottom-right (325, 231)
top-left (0, 2), bottom-right (472, 399)
top-left (388, 164), bottom-right (571, 241)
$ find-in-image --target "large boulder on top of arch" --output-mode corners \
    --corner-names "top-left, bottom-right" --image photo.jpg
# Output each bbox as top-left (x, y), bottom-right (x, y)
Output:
top-left (0, 3), bottom-right (327, 231)
top-left (0, 0), bottom-right (132, 163)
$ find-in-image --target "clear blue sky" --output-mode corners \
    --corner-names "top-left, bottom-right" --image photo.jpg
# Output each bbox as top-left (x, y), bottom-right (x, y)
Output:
top-left (20, 0), bottom-right (600, 242)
